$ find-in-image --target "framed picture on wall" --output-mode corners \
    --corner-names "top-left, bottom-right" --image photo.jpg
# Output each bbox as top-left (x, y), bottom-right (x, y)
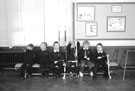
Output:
top-left (85, 22), bottom-right (97, 37)
top-left (112, 5), bottom-right (122, 13)
top-left (107, 16), bottom-right (126, 32)
top-left (77, 6), bottom-right (95, 22)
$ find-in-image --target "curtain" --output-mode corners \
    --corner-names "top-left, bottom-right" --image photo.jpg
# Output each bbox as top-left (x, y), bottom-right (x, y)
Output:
top-left (44, 0), bottom-right (73, 46)
top-left (5, 0), bottom-right (73, 46)
top-left (21, 0), bottom-right (44, 45)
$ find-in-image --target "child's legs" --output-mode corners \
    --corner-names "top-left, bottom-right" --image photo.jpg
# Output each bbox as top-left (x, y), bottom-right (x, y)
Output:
top-left (58, 62), bottom-right (64, 76)
top-left (101, 61), bottom-right (109, 77)
top-left (87, 61), bottom-right (93, 73)
top-left (66, 62), bottom-right (72, 73)
top-left (80, 60), bottom-right (86, 73)
top-left (26, 63), bottom-right (34, 75)
top-left (93, 62), bottom-right (100, 78)
top-left (20, 63), bottom-right (27, 77)
top-left (54, 61), bottom-right (63, 76)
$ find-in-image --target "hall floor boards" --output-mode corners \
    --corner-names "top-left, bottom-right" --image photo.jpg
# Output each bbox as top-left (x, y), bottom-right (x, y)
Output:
top-left (0, 70), bottom-right (135, 91)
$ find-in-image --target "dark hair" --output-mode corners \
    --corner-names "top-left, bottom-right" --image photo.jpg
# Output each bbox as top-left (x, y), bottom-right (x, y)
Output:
top-left (53, 41), bottom-right (59, 46)
top-left (27, 44), bottom-right (34, 48)
top-left (41, 42), bottom-right (47, 46)
top-left (96, 43), bottom-right (103, 47)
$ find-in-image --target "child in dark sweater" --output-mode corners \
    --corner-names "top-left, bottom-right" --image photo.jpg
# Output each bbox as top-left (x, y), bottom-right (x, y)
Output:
top-left (66, 41), bottom-right (79, 76)
top-left (20, 44), bottom-right (35, 79)
top-left (49, 41), bottom-right (65, 78)
top-left (93, 43), bottom-right (109, 79)
top-left (37, 42), bottom-right (50, 77)
top-left (78, 40), bottom-right (94, 78)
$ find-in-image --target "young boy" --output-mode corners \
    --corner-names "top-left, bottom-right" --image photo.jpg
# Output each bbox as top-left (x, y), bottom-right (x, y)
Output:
top-left (93, 43), bottom-right (109, 79)
top-left (37, 42), bottom-right (50, 77)
top-left (66, 41), bottom-right (79, 77)
top-left (20, 44), bottom-right (35, 79)
top-left (49, 41), bottom-right (65, 78)
top-left (78, 40), bottom-right (94, 78)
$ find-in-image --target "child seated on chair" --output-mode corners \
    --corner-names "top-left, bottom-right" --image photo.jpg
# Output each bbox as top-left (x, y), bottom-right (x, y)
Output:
top-left (78, 40), bottom-right (94, 78)
top-left (93, 43), bottom-right (109, 79)
top-left (36, 42), bottom-right (50, 78)
top-left (50, 41), bottom-right (66, 78)
top-left (20, 44), bottom-right (36, 79)
top-left (66, 41), bottom-right (79, 77)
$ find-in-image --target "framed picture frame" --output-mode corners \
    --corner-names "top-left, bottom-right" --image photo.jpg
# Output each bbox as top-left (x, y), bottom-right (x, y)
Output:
top-left (112, 5), bottom-right (122, 13)
top-left (77, 6), bottom-right (95, 22)
top-left (85, 22), bottom-right (97, 37)
top-left (107, 16), bottom-right (126, 32)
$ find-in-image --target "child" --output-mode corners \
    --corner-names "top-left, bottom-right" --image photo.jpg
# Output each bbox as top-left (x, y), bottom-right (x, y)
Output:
top-left (67, 41), bottom-right (76, 61)
top-left (37, 42), bottom-right (50, 77)
top-left (66, 41), bottom-right (79, 77)
top-left (93, 43), bottom-right (109, 79)
top-left (78, 40), bottom-right (94, 78)
top-left (20, 44), bottom-right (35, 79)
top-left (49, 41), bottom-right (65, 78)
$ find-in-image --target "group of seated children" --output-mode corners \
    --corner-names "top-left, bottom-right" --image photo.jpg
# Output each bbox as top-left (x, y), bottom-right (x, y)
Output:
top-left (20, 40), bottom-right (109, 80)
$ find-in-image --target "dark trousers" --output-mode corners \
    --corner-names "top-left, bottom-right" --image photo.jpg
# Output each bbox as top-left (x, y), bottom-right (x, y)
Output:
top-left (40, 62), bottom-right (50, 76)
top-left (94, 60), bottom-right (109, 78)
top-left (66, 62), bottom-right (79, 75)
top-left (53, 61), bottom-right (64, 76)
top-left (80, 60), bottom-right (93, 73)
top-left (20, 62), bottom-right (34, 77)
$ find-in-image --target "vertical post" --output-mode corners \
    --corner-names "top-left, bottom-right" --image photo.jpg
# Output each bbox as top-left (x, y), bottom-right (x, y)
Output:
top-left (63, 28), bottom-right (67, 80)
top-left (107, 55), bottom-right (111, 79)
top-left (75, 40), bottom-right (78, 66)
top-left (58, 30), bottom-right (60, 42)
top-left (73, 0), bottom-right (76, 40)
top-left (43, 0), bottom-right (45, 42)
top-left (64, 30), bottom-right (67, 42)
top-left (123, 50), bottom-right (128, 80)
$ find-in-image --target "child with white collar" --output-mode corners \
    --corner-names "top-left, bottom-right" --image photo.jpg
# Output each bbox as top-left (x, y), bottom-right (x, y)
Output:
top-left (50, 41), bottom-right (65, 78)
top-left (78, 40), bottom-right (94, 78)
top-left (93, 43), bottom-right (109, 79)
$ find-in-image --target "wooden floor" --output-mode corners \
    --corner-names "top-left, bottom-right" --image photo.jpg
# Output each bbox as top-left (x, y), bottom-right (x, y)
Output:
top-left (0, 70), bottom-right (135, 91)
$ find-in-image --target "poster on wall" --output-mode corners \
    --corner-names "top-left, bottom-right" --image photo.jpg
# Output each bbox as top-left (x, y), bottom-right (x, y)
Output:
top-left (107, 16), bottom-right (126, 32)
top-left (77, 6), bottom-right (95, 21)
top-left (112, 5), bottom-right (122, 13)
top-left (85, 22), bottom-right (97, 37)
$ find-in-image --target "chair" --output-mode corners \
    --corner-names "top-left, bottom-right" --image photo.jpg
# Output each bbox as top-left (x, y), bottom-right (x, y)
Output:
top-left (123, 50), bottom-right (135, 80)
top-left (53, 60), bottom-right (66, 79)
top-left (96, 55), bottom-right (111, 79)
top-left (15, 63), bottom-right (41, 78)
top-left (66, 60), bottom-right (79, 77)
top-left (106, 55), bottom-right (112, 79)
top-left (90, 55), bottom-right (111, 79)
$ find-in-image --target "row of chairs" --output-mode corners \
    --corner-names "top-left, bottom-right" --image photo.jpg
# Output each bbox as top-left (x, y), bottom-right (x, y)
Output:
top-left (15, 55), bottom-right (112, 79)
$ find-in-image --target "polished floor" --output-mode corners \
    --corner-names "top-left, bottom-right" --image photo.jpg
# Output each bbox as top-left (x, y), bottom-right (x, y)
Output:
top-left (0, 70), bottom-right (135, 91)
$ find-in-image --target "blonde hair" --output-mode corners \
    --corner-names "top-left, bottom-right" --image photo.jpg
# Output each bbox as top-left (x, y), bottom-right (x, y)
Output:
top-left (83, 40), bottom-right (90, 45)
